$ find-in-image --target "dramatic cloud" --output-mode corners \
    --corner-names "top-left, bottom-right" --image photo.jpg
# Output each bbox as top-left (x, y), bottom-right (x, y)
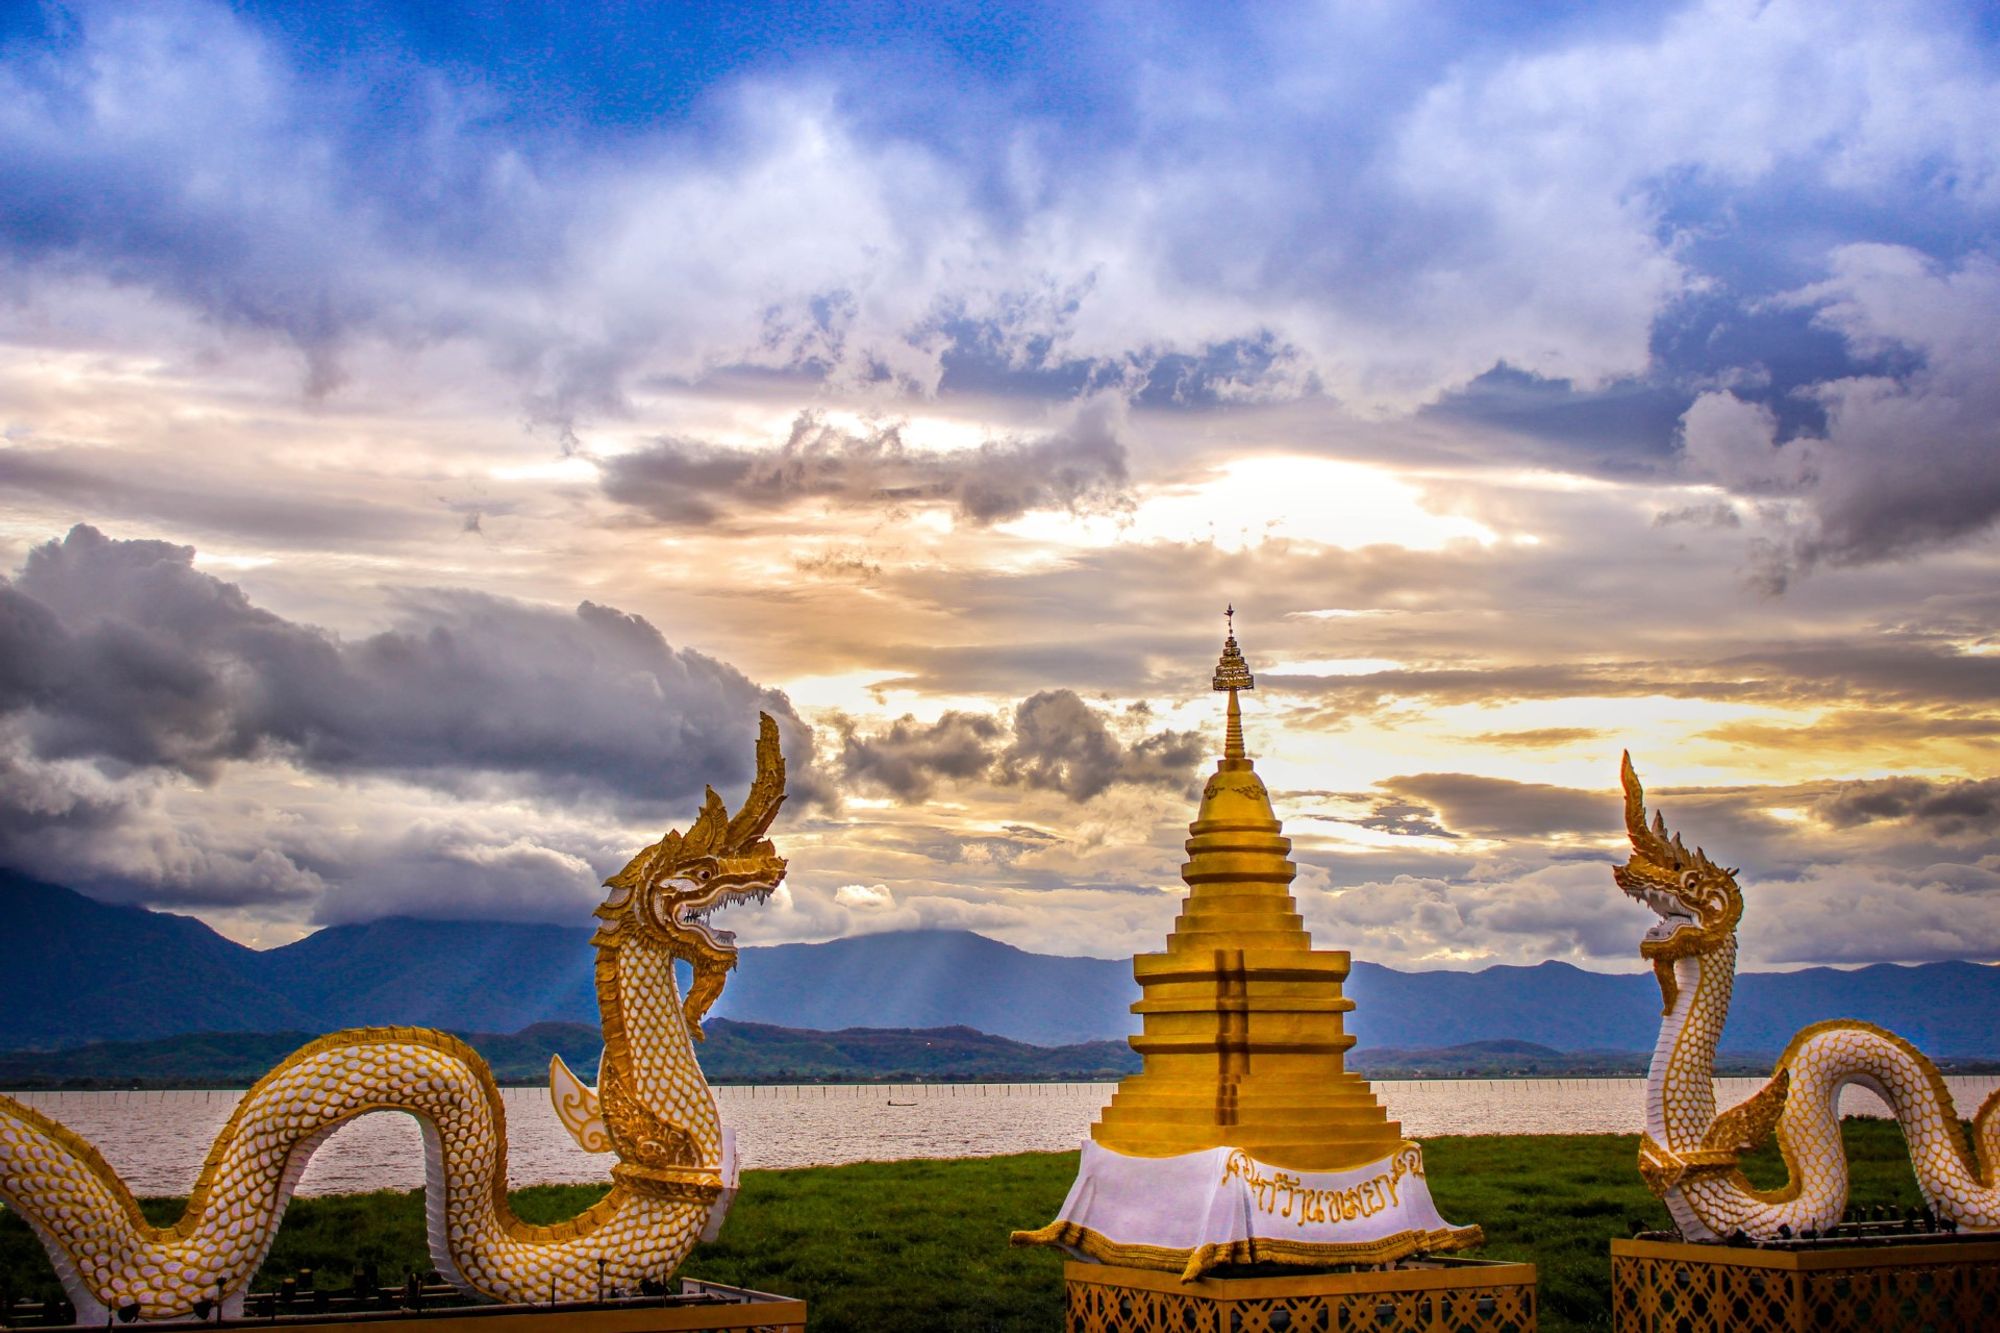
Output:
top-left (601, 401), bottom-right (1130, 528)
top-left (1680, 248), bottom-right (2000, 586)
top-left (1813, 777), bottom-right (2000, 837)
top-left (1467, 728), bottom-right (1607, 750)
top-left (0, 525), bottom-right (816, 804)
top-left (0, 4), bottom-right (1995, 972)
top-left (0, 526), bottom-right (823, 922)
top-left (837, 690), bottom-right (1203, 805)
top-left (0, 447), bottom-right (436, 548)
top-left (1276, 638), bottom-right (2000, 719)
top-left (996, 691), bottom-right (1204, 803)
top-left (1303, 863), bottom-right (1644, 970)
top-left (1376, 774), bottom-right (1616, 841)
top-left (837, 711), bottom-right (1003, 802)
top-left (2, 1), bottom-right (1990, 429)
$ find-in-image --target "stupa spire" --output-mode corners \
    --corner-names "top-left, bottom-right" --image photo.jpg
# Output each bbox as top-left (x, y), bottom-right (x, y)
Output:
top-left (1211, 605), bottom-right (1254, 761)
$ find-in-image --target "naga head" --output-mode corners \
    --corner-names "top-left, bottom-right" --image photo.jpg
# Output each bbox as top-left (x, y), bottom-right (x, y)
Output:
top-left (595, 712), bottom-right (788, 1039)
top-left (1614, 752), bottom-right (1742, 968)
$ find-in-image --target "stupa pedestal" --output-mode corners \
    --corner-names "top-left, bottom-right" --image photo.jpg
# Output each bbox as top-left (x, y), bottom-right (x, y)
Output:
top-left (1015, 614), bottom-right (1493, 1293)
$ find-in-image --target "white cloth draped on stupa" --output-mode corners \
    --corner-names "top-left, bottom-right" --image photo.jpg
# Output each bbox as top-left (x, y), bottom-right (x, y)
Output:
top-left (1029, 1141), bottom-right (1478, 1281)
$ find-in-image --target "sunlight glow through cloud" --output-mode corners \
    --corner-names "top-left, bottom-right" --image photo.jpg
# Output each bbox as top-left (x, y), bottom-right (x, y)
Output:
top-left (1001, 456), bottom-right (1500, 552)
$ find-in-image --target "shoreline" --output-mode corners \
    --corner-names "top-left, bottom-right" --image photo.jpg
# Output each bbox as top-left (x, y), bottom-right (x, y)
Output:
top-left (10, 1063), bottom-right (2000, 1093)
top-left (0, 1124), bottom-right (1940, 1333)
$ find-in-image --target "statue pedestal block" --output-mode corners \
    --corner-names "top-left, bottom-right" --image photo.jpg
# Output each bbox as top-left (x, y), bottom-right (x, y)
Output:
top-left (1063, 1257), bottom-right (1536, 1333)
top-left (1611, 1235), bottom-right (2000, 1333)
top-left (12, 1282), bottom-right (804, 1333)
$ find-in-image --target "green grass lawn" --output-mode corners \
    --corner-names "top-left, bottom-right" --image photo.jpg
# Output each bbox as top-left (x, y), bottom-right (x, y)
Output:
top-left (0, 1121), bottom-right (1936, 1331)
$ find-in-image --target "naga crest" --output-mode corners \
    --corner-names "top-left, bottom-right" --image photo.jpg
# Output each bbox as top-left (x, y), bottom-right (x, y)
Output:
top-left (1615, 753), bottom-right (1742, 994)
top-left (594, 712), bottom-right (789, 1038)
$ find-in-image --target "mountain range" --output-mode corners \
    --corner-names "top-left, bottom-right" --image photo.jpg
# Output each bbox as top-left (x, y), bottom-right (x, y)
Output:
top-left (0, 1020), bottom-right (1143, 1088)
top-left (5, 871), bottom-right (1997, 1057)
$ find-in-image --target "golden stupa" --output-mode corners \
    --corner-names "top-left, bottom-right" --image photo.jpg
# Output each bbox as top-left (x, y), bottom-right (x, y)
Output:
top-left (1090, 609), bottom-right (1404, 1170)
top-left (1013, 612), bottom-right (1480, 1277)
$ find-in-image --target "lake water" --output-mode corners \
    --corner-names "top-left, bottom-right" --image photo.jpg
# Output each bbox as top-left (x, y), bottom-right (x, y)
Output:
top-left (9, 1077), bottom-right (1997, 1197)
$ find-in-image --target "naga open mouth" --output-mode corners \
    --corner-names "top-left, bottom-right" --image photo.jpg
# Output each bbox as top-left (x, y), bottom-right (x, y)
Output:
top-left (1618, 880), bottom-right (1694, 946)
top-left (665, 876), bottom-right (780, 954)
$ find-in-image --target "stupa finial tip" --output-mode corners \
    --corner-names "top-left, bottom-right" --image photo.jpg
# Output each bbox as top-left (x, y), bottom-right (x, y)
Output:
top-left (1211, 607), bottom-right (1254, 694)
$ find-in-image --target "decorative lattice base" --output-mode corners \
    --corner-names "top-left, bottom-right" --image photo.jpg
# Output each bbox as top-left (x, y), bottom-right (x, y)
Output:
top-left (1611, 1236), bottom-right (2000, 1333)
top-left (1064, 1258), bottom-right (1536, 1333)
top-left (12, 1282), bottom-right (805, 1332)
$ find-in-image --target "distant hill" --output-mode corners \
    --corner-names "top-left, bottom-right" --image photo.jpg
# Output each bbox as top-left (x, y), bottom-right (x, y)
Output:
top-left (1349, 1041), bottom-right (1792, 1079)
top-left (0, 1020), bottom-right (1141, 1088)
top-left (0, 871), bottom-right (313, 1047)
top-left (246, 916), bottom-right (598, 1034)
top-left (1342, 958), bottom-right (2000, 1057)
top-left (672, 1020), bottom-right (1137, 1082)
top-left (4, 874), bottom-right (1997, 1058)
top-left (716, 930), bottom-right (1137, 1047)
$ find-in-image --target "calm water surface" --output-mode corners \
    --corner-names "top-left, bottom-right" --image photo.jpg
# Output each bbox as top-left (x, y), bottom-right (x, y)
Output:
top-left (11, 1077), bottom-right (1997, 1197)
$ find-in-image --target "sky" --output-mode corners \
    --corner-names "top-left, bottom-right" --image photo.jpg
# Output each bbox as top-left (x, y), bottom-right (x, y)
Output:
top-left (1, 0), bottom-right (1997, 973)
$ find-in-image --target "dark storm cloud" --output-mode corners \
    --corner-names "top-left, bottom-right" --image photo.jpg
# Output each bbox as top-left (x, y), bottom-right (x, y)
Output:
top-left (1714, 641), bottom-right (2000, 709)
top-left (1421, 363), bottom-right (1688, 469)
top-left (297, 820), bottom-right (618, 926)
top-left (1654, 503), bottom-right (1742, 530)
top-left (1676, 249), bottom-right (2000, 586)
top-left (0, 525), bottom-right (822, 808)
top-left (0, 447), bottom-right (433, 547)
top-left (1702, 712), bottom-right (2000, 754)
top-left (1297, 796), bottom-right (1457, 841)
top-left (996, 689), bottom-right (1203, 802)
top-left (834, 689), bottom-right (1203, 804)
top-left (600, 403), bottom-right (1130, 528)
top-left (1275, 638), bottom-right (2000, 718)
top-left (836, 711), bottom-right (1003, 801)
top-left (1813, 777), bottom-right (2000, 837)
top-left (1465, 727), bottom-right (1605, 749)
top-left (1376, 774), bottom-right (1615, 841)
top-left (0, 745), bottom-right (129, 856)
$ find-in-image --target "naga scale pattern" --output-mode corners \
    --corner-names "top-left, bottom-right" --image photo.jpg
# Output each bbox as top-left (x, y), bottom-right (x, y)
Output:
top-left (1615, 754), bottom-right (2000, 1243)
top-left (0, 714), bottom-right (789, 1323)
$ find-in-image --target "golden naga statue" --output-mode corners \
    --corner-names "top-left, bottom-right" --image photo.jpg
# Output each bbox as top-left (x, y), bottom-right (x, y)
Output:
top-left (0, 715), bottom-right (789, 1322)
top-left (1617, 754), bottom-right (2000, 1241)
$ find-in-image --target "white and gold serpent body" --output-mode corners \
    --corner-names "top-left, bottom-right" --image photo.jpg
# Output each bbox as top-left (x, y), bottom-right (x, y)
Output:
top-left (0, 716), bottom-right (788, 1322)
top-left (1619, 755), bottom-right (2000, 1242)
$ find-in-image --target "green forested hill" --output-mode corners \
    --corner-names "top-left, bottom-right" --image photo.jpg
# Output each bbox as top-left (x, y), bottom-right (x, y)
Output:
top-left (0, 1020), bottom-right (1141, 1088)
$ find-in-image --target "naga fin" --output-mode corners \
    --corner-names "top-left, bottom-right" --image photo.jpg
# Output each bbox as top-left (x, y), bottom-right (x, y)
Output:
top-left (1703, 1068), bottom-right (1790, 1156)
top-left (549, 1054), bottom-right (612, 1154)
top-left (1652, 957), bottom-right (1679, 1015)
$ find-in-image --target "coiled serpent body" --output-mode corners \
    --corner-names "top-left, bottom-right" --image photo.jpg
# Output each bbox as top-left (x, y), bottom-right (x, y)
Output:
top-left (0, 714), bottom-right (788, 1321)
